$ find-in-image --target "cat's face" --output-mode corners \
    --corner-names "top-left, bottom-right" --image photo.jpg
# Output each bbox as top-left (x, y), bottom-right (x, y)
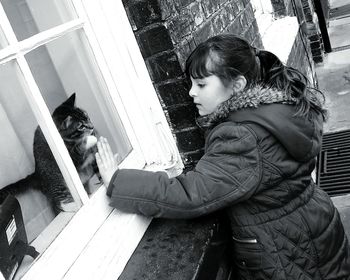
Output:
top-left (52, 93), bottom-right (95, 143)
top-left (51, 93), bottom-right (99, 187)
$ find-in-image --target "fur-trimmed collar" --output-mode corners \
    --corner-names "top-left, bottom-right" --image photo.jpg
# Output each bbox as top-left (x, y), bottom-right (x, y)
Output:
top-left (197, 86), bottom-right (297, 127)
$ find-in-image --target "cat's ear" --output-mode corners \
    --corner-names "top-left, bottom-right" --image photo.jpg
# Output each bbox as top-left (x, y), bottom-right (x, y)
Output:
top-left (61, 115), bottom-right (73, 129)
top-left (65, 93), bottom-right (76, 107)
top-left (55, 93), bottom-right (76, 111)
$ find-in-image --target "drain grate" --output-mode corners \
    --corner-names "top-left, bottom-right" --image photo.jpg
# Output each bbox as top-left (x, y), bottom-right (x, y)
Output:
top-left (317, 129), bottom-right (350, 196)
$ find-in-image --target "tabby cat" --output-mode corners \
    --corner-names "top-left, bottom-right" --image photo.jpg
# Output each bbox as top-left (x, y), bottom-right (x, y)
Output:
top-left (0, 93), bottom-right (100, 214)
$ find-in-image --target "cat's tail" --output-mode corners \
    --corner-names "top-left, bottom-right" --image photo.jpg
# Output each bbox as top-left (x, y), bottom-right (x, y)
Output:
top-left (0, 173), bottom-right (40, 204)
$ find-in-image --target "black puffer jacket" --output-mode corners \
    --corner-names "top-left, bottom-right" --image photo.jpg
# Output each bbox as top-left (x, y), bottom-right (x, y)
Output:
top-left (225, 105), bottom-right (350, 279)
top-left (107, 88), bottom-right (350, 279)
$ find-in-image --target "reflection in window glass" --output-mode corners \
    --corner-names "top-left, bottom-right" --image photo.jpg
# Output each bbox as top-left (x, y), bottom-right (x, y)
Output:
top-left (0, 25), bottom-right (8, 49)
top-left (25, 29), bottom-right (132, 194)
top-left (0, 0), bottom-right (77, 41)
top-left (0, 61), bottom-right (79, 262)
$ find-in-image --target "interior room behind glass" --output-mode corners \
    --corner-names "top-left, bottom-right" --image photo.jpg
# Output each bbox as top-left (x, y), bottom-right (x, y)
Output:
top-left (0, 0), bottom-right (132, 267)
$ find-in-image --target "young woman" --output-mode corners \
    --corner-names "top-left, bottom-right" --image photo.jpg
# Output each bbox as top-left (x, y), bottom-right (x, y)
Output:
top-left (96, 34), bottom-right (350, 279)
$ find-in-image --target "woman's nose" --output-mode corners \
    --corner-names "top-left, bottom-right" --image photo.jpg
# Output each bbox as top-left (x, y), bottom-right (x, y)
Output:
top-left (189, 86), bottom-right (196, 98)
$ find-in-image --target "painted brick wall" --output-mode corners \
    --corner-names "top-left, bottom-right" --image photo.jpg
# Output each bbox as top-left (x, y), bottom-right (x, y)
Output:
top-left (123, 0), bottom-right (263, 169)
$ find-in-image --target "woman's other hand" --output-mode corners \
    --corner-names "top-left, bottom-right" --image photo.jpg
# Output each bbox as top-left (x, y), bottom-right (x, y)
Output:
top-left (96, 137), bottom-right (119, 187)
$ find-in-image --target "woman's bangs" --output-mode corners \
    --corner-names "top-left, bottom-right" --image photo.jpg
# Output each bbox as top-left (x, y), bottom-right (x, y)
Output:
top-left (187, 48), bottom-right (212, 79)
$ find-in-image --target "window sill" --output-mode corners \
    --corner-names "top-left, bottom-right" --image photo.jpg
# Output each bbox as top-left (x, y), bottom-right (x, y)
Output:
top-left (118, 214), bottom-right (232, 280)
top-left (14, 212), bottom-right (74, 280)
top-left (16, 186), bottom-right (151, 280)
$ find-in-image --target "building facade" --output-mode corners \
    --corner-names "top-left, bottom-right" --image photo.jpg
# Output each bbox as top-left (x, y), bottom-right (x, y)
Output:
top-left (0, 0), bottom-right (326, 279)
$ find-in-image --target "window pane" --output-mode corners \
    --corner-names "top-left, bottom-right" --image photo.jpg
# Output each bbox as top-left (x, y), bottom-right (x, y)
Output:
top-left (0, 0), bottom-right (77, 41)
top-left (0, 60), bottom-right (80, 272)
top-left (0, 25), bottom-right (8, 48)
top-left (24, 29), bottom-right (132, 177)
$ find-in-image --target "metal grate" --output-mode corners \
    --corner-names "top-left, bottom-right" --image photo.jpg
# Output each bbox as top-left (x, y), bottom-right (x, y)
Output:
top-left (317, 129), bottom-right (350, 196)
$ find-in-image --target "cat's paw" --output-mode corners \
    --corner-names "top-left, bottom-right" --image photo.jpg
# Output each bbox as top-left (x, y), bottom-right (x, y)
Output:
top-left (85, 135), bottom-right (98, 149)
top-left (59, 201), bottom-right (79, 212)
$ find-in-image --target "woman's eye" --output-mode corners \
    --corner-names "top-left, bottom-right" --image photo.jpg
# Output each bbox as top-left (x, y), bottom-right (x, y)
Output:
top-left (198, 83), bottom-right (205, 88)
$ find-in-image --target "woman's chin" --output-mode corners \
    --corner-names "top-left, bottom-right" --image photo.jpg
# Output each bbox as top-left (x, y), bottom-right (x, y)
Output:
top-left (197, 109), bottom-right (206, 116)
top-left (197, 110), bottom-right (210, 116)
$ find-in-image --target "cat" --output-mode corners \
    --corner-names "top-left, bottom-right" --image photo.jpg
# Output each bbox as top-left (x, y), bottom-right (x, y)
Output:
top-left (0, 93), bottom-right (100, 214)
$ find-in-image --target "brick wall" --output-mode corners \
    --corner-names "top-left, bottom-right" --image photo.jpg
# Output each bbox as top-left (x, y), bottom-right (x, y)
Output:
top-left (300, 0), bottom-right (325, 63)
top-left (122, 0), bottom-right (317, 169)
top-left (287, 30), bottom-right (317, 86)
top-left (123, 0), bottom-right (262, 169)
top-left (267, 0), bottom-right (325, 63)
top-left (270, 0), bottom-right (294, 16)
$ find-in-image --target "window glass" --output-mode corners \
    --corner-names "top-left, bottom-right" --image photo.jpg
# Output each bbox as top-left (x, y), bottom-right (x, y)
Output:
top-left (24, 29), bottom-right (132, 170)
top-left (0, 0), bottom-right (77, 41)
top-left (0, 25), bottom-right (8, 48)
top-left (0, 60), bottom-right (78, 249)
top-left (0, 0), bottom-right (170, 277)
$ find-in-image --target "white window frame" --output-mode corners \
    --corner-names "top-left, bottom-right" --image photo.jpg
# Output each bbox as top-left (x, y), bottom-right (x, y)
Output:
top-left (0, 0), bottom-right (183, 279)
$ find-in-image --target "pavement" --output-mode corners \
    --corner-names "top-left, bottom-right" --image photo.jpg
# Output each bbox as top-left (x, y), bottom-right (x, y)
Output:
top-left (315, 0), bottom-right (350, 238)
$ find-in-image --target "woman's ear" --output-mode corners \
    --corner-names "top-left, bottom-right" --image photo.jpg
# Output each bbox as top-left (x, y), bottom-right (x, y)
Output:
top-left (232, 75), bottom-right (247, 92)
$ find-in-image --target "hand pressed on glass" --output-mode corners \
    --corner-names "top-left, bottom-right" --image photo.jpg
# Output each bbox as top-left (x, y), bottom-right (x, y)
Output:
top-left (96, 137), bottom-right (119, 187)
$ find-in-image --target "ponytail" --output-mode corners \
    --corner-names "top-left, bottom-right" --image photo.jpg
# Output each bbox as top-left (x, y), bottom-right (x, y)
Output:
top-left (186, 34), bottom-right (327, 122)
top-left (256, 50), bottom-right (328, 121)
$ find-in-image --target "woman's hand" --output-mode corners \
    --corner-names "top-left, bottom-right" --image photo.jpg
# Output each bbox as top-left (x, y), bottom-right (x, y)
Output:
top-left (96, 137), bottom-right (119, 187)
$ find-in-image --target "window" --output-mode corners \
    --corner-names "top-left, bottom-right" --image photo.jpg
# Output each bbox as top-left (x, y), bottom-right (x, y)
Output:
top-left (0, 0), bottom-right (182, 279)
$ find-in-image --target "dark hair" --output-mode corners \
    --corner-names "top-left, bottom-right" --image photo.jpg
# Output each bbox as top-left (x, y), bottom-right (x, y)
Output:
top-left (185, 34), bottom-right (327, 121)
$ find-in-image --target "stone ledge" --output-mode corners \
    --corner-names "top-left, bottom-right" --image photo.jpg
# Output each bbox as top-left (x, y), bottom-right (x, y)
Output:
top-left (118, 214), bottom-right (231, 280)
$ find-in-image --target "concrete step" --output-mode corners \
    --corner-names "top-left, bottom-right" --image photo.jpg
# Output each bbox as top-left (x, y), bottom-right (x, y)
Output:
top-left (330, 4), bottom-right (350, 19)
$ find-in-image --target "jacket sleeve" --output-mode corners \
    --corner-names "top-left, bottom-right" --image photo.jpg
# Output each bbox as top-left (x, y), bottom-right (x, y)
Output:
top-left (107, 123), bottom-right (262, 218)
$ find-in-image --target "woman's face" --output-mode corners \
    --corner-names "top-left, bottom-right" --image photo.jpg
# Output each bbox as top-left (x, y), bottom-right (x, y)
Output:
top-left (189, 75), bottom-right (233, 116)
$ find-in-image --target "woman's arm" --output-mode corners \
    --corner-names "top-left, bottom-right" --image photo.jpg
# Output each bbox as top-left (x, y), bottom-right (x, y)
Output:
top-left (97, 123), bottom-right (262, 218)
